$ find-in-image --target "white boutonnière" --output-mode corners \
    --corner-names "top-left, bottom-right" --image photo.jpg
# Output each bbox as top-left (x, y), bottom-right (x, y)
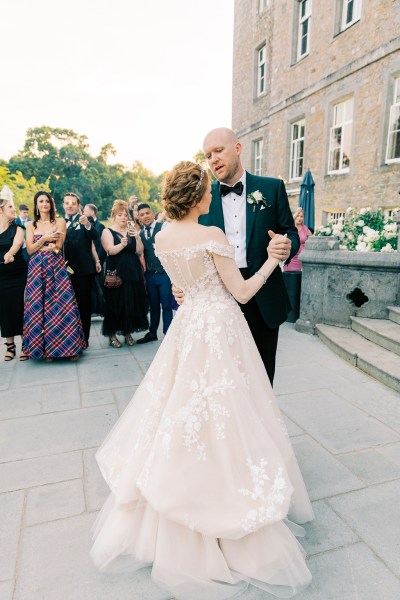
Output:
top-left (246, 190), bottom-right (270, 212)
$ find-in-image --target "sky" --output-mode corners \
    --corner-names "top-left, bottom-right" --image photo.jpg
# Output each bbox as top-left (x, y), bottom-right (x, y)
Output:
top-left (1, 0), bottom-right (234, 175)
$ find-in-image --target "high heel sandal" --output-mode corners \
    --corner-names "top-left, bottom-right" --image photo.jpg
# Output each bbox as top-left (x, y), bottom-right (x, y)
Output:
top-left (124, 334), bottom-right (136, 346)
top-left (4, 342), bottom-right (16, 361)
top-left (19, 352), bottom-right (29, 362)
top-left (109, 336), bottom-right (122, 348)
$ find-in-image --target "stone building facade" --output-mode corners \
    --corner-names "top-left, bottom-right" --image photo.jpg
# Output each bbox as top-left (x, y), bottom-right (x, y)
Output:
top-left (232, 0), bottom-right (400, 226)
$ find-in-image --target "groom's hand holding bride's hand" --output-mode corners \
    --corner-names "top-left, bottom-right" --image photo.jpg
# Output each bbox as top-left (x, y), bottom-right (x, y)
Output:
top-left (267, 231), bottom-right (291, 262)
top-left (172, 284), bottom-right (185, 305)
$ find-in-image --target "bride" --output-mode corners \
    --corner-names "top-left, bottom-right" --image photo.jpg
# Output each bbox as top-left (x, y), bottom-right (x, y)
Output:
top-left (91, 161), bottom-right (314, 599)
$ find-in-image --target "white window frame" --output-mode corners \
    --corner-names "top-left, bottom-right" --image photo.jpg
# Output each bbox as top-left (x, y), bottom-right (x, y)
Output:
top-left (341, 0), bottom-right (362, 31)
top-left (258, 0), bottom-right (268, 13)
top-left (254, 139), bottom-right (263, 176)
top-left (322, 210), bottom-right (346, 225)
top-left (297, 0), bottom-right (312, 61)
top-left (328, 98), bottom-right (354, 175)
top-left (289, 119), bottom-right (305, 181)
top-left (385, 78), bottom-right (400, 164)
top-left (257, 45), bottom-right (266, 97)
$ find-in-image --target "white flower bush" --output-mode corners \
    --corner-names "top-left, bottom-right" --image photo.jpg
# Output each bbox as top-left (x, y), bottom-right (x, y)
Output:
top-left (315, 207), bottom-right (399, 252)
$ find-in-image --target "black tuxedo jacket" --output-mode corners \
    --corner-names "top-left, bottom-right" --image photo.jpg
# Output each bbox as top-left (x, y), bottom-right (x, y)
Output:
top-left (63, 218), bottom-right (98, 277)
top-left (199, 172), bottom-right (299, 328)
top-left (89, 217), bottom-right (106, 263)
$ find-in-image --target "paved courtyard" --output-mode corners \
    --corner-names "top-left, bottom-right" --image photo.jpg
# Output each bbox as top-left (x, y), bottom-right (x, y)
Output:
top-left (1, 321), bottom-right (400, 600)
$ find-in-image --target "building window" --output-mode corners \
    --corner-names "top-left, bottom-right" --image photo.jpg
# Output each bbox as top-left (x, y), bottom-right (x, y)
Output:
top-left (253, 139), bottom-right (263, 176)
top-left (258, 0), bottom-right (269, 12)
top-left (322, 210), bottom-right (346, 225)
top-left (289, 119), bottom-right (305, 181)
top-left (297, 0), bottom-right (311, 60)
top-left (386, 78), bottom-right (400, 164)
top-left (257, 45), bottom-right (266, 96)
top-left (341, 0), bottom-right (362, 31)
top-left (328, 98), bottom-right (354, 174)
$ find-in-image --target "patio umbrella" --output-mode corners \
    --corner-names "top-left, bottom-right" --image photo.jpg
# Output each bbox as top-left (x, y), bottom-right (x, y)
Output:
top-left (298, 169), bottom-right (315, 233)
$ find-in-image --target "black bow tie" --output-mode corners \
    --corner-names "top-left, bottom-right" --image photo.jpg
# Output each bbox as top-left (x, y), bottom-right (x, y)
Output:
top-left (220, 181), bottom-right (244, 197)
top-left (66, 216), bottom-right (77, 223)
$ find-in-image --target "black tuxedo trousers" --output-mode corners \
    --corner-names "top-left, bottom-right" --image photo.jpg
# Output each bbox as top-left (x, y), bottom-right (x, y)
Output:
top-left (239, 267), bottom-right (279, 385)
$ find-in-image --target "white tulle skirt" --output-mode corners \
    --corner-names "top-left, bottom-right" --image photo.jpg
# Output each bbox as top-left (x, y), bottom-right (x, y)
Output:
top-left (91, 296), bottom-right (313, 598)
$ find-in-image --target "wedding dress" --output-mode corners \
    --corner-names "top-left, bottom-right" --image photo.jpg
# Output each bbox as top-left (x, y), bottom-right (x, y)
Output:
top-left (91, 240), bottom-right (313, 599)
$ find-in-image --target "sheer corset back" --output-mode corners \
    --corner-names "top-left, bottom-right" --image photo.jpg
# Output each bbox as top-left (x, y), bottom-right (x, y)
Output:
top-left (156, 240), bottom-right (235, 304)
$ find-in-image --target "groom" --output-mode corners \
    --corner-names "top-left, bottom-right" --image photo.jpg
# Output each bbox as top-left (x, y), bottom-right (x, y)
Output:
top-left (200, 128), bottom-right (299, 385)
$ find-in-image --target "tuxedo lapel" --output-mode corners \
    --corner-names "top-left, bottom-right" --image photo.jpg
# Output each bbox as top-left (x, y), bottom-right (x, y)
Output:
top-left (210, 185), bottom-right (225, 232)
top-left (246, 173), bottom-right (261, 246)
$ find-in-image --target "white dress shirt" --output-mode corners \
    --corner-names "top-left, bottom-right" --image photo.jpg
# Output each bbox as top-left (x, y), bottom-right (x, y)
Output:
top-left (221, 171), bottom-right (247, 268)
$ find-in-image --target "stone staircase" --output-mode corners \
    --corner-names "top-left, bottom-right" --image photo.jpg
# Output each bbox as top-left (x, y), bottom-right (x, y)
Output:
top-left (316, 306), bottom-right (400, 393)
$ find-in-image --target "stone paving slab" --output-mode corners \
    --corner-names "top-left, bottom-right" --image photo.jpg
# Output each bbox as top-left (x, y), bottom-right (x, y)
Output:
top-left (14, 513), bottom-right (170, 600)
top-left (338, 442), bottom-right (400, 485)
top-left (278, 389), bottom-right (400, 454)
top-left (77, 354), bottom-right (144, 393)
top-left (25, 479), bottom-right (86, 526)
top-left (0, 405), bottom-right (119, 462)
top-left (334, 380), bottom-right (400, 433)
top-left (0, 451), bottom-right (83, 494)
top-left (328, 479), bottom-right (400, 578)
top-left (290, 434), bottom-right (365, 501)
top-left (0, 580), bottom-right (14, 600)
top-left (296, 543), bottom-right (400, 600)
top-left (83, 448), bottom-right (110, 512)
top-left (0, 490), bottom-right (24, 581)
top-left (302, 500), bottom-right (359, 556)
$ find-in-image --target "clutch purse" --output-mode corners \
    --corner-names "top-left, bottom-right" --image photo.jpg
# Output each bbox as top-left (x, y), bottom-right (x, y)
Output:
top-left (104, 269), bottom-right (123, 288)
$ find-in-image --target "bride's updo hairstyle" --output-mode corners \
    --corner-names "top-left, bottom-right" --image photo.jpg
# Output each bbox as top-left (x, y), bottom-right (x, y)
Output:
top-left (110, 199), bottom-right (129, 220)
top-left (162, 161), bottom-right (208, 221)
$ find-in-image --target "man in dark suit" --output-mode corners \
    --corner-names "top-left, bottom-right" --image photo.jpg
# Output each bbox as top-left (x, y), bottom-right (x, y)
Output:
top-left (199, 127), bottom-right (300, 385)
top-left (83, 203), bottom-right (106, 265)
top-left (136, 203), bottom-right (173, 344)
top-left (63, 193), bottom-right (98, 346)
top-left (15, 204), bottom-right (31, 262)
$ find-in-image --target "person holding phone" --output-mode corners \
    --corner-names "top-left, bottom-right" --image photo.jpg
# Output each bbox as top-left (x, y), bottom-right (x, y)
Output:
top-left (22, 191), bottom-right (86, 361)
top-left (101, 200), bottom-right (148, 347)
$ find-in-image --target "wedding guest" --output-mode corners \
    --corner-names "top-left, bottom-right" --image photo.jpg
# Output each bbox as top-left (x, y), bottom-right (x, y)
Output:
top-left (63, 192), bottom-right (98, 346)
top-left (0, 195), bottom-right (28, 361)
top-left (84, 204), bottom-right (106, 264)
top-left (101, 200), bottom-right (148, 347)
top-left (284, 207), bottom-right (312, 272)
top-left (84, 204), bottom-right (106, 316)
top-left (15, 203), bottom-right (31, 262)
top-left (174, 128), bottom-right (299, 385)
top-left (128, 194), bottom-right (138, 221)
top-left (136, 203), bottom-right (173, 343)
top-left (91, 161), bottom-right (313, 599)
top-left (22, 191), bottom-right (85, 361)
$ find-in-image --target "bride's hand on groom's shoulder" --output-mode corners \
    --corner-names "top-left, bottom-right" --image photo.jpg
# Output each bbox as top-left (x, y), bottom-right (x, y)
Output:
top-left (172, 283), bottom-right (185, 305)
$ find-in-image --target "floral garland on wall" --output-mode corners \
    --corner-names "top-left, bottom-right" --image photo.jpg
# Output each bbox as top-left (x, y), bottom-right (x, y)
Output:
top-left (315, 207), bottom-right (399, 252)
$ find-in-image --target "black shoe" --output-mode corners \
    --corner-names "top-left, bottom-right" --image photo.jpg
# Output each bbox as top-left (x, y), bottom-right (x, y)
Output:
top-left (136, 332), bottom-right (158, 344)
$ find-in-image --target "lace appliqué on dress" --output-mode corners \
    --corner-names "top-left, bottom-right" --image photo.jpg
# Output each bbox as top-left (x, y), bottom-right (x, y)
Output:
top-left (239, 458), bottom-right (288, 533)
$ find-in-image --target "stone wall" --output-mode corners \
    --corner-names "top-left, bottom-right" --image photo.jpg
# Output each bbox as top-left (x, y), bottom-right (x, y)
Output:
top-left (232, 0), bottom-right (400, 227)
top-left (295, 237), bottom-right (400, 334)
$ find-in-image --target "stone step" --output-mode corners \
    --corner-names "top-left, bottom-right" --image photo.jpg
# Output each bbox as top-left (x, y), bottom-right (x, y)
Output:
top-left (350, 316), bottom-right (400, 357)
top-left (316, 324), bottom-right (400, 394)
top-left (388, 306), bottom-right (400, 325)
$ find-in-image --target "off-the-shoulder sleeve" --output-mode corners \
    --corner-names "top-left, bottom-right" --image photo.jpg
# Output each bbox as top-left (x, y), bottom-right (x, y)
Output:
top-left (207, 241), bottom-right (235, 259)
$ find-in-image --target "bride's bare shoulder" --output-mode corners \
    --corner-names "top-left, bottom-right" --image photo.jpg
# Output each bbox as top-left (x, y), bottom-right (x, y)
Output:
top-left (206, 226), bottom-right (229, 245)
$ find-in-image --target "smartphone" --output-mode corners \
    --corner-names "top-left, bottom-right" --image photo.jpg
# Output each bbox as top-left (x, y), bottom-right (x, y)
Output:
top-left (127, 220), bottom-right (137, 235)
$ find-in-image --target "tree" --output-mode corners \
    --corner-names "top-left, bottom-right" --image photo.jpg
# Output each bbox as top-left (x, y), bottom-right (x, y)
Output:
top-left (0, 165), bottom-right (50, 214)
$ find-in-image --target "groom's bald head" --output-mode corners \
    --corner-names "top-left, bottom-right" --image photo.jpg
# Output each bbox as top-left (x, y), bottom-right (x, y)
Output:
top-left (203, 128), bottom-right (244, 185)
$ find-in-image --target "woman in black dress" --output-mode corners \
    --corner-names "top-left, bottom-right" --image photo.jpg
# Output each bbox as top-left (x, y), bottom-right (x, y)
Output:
top-left (0, 195), bottom-right (28, 361)
top-left (101, 200), bottom-right (148, 347)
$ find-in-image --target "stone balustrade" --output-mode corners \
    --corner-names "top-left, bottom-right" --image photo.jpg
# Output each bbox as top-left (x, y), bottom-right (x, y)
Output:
top-left (295, 236), bottom-right (400, 334)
